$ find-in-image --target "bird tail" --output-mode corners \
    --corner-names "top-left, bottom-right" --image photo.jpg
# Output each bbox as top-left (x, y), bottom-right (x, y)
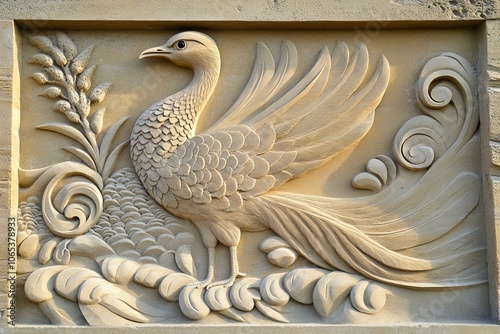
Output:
top-left (256, 171), bottom-right (486, 288)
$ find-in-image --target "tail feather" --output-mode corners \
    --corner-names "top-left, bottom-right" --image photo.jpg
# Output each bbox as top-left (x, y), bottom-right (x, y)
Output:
top-left (258, 170), bottom-right (486, 287)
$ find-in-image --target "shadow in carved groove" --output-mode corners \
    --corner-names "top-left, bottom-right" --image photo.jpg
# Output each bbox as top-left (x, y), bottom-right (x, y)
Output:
top-left (17, 31), bottom-right (486, 324)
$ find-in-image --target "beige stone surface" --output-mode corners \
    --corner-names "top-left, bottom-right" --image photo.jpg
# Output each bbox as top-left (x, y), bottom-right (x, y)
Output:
top-left (0, 20), bottom-right (20, 330)
top-left (480, 19), bottom-right (500, 323)
top-left (0, 0), bottom-right (498, 23)
top-left (1, 0), bottom-right (500, 332)
top-left (4, 324), bottom-right (500, 334)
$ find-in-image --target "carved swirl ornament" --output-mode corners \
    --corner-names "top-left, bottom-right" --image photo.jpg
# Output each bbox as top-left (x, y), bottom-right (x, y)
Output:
top-left (16, 31), bottom-right (485, 325)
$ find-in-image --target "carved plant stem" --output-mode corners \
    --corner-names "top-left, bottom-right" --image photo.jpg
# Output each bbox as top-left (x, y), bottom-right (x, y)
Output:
top-left (23, 31), bottom-right (128, 239)
top-left (80, 118), bottom-right (101, 171)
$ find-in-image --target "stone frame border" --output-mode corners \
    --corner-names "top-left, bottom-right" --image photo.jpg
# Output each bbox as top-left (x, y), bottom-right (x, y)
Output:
top-left (0, 1), bottom-right (499, 332)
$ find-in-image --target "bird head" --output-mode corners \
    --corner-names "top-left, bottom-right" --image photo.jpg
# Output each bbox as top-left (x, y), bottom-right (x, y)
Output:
top-left (140, 31), bottom-right (220, 73)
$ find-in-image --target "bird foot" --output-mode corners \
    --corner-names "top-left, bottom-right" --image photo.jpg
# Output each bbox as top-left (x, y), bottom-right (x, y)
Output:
top-left (207, 277), bottom-right (235, 289)
top-left (186, 277), bottom-right (213, 290)
top-left (207, 272), bottom-right (246, 289)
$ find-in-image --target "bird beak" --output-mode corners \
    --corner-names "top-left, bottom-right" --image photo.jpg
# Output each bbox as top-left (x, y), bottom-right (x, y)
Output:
top-left (139, 44), bottom-right (172, 59)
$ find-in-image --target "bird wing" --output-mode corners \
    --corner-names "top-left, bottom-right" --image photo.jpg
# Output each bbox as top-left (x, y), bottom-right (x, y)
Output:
top-left (150, 40), bottom-right (389, 211)
top-left (207, 39), bottom-right (390, 181)
top-left (148, 123), bottom-right (296, 211)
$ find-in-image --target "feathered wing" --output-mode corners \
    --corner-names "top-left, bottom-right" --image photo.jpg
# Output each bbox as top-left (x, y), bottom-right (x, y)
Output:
top-left (208, 40), bottom-right (390, 183)
top-left (148, 122), bottom-right (296, 212)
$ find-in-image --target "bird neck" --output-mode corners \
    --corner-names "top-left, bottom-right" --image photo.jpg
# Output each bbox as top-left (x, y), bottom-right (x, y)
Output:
top-left (188, 65), bottom-right (221, 128)
top-left (131, 62), bottom-right (220, 171)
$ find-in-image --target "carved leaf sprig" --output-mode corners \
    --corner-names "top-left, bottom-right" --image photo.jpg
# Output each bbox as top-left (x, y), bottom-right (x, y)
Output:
top-left (20, 31), bottom-right (130, 242)
top-left (28, 31), bottom-right (127, 178)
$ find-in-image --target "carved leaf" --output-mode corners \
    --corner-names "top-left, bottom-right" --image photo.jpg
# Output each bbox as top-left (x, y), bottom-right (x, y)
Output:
top-left (229, 277), bottom-right (261, 312)
top-left (178, 286), bottom-right (211, 320)
top-left (37, 123), bottom-right (96, 161)
top-left (28, 35), bottom-right (55, 54)
top-left (133, 264), bottom-right (173, 288)
top-left (77, 65), bottom-right (96, 91)
top-left (53, 239), bottom-right (71, 265)
top-left (39, 86), bottom-right (62, 99)
top-left (312, 271), bottom-right (362, 317)
top-left (158, 273), bottom-right (197, 302)
top-left (18, 234), bottom-right (40, 258)
top-left (62, 146), bottom-right (96, 169)
top-left (67, 235), bottom-right (115, 258)
top-left (31, 72), bottom-right (49, 84)
top-left (366, 158), bottom-right (388, 184)
top-left (29, 53), bottom-right (54, 67)
top-left (89, 108), bottom-right (105, 134)
top-left (70, 45), bottom-right (94, 75)
top-left (90, 83), bottom-right (112, 104)
top-left (351, 172), bottom-right (382, 192)
top-left (101, 140), bottom-right (129, 180)
top-left (100, 256), bottom-right (141, 285)
top-left (349, 280), bottom-right (388, 315)
top-left (218, 308), bottom-right (245, 322)
top-left (175, 244), bottom-right (197, 277)
top-left (54, 267), bottom-right (101, 301)
top-left (283, 268), bottom-right (328, 304)
top-left (376, 155), bottom-right (397, 184)
top-left (25, 266), bottom-right (66, 303)
top-left (78, 277), bottom-right (165, 323)
top-left (267, 247), bottom-right (298, 268)
top-left (255, 300), bottom-right (288, 323)
top-left (204, 286), bottom-right (232, 311)
top-left (55, 31), bottom-right (78, 61)
top-left (259, 273), bottom-right (289, 306)
top-left (352, 150), bottom-right (397, 192)
top-left (38, 237), bottom-right (62, 264)
top-left (98, 116), bottom-right (128, 164)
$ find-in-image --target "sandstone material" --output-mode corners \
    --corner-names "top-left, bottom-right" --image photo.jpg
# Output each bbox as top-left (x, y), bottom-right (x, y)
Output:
top-left (0, 0), bottom-right (499, 333)
top-left (0, 20), bottom-right (19, 330)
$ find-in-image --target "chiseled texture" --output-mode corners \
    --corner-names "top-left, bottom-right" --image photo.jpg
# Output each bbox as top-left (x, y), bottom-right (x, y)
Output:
top-left (130, 31), bottom-right (486, 288)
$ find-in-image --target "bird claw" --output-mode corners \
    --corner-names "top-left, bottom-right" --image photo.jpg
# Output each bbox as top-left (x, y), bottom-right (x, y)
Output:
top-left (207, 277), bottom-right (235, 289)
top-left (186, 278), bottom-right (212, 290)
top-left (206, 271), bottom-right (247, 289)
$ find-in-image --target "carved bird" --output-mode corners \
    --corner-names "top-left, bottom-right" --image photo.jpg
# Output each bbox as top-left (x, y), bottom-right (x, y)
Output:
top-left (130, 31), bottom-right (484, 288)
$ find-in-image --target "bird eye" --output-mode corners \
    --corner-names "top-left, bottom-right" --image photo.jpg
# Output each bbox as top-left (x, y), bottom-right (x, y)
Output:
top-left (176, 40), bottom-right (186, 49)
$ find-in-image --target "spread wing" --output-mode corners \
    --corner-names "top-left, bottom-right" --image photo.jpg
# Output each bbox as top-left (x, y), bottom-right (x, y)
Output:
top-left (208, 39), bottom-right (390, 179)
top-left (149, 40), bottom-right (390, 211)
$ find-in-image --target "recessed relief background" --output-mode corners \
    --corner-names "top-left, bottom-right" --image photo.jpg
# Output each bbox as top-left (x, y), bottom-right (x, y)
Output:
top-left (15, 28), bottom-right (489, 325)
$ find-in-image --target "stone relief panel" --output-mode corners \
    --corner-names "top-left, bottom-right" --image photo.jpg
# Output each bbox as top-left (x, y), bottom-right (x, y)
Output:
top-left (15, 28), bottom-right (489, 325)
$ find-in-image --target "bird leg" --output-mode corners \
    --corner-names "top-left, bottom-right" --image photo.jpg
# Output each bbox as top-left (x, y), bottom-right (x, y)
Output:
top-left (207, 246), bottom-right (246, 289)
top-left (187, 247), bottom-right (215, 289)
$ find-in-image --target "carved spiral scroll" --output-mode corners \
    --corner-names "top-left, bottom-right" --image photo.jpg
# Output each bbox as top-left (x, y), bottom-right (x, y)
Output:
top-left (393, 116), bottom-right (446, 170)
top-left (393, 53), bottom-right (477, 171)
top-left (41, 162), bottom-right (103, 238)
